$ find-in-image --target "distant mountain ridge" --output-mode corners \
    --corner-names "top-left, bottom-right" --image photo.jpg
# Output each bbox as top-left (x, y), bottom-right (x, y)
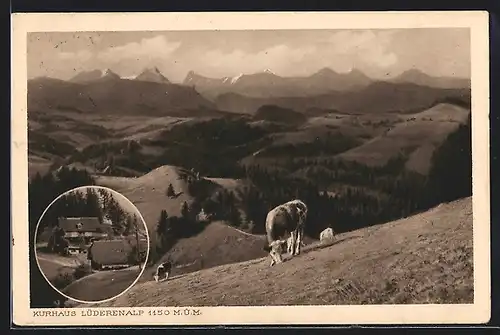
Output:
top-left (29, 68), bottom-right (221, 117)
top-left (183, 67), bottom-right (374, 99)
top-left (69, 68), bottom-right (121, 83)
top-left (134, 67), bottom-right (171, 84)
top-left (30, 66), bottom-right (470, 117)
top-left (389, 69), bottom-right (470, 89)
top-left (183, 67), bottom-right (470, 100)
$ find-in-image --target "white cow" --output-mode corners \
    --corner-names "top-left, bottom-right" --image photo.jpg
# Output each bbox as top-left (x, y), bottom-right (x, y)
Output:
top-left (263, 199), bottom-right (308, 266)
top-left (320, 227), bottom-right (336, 244)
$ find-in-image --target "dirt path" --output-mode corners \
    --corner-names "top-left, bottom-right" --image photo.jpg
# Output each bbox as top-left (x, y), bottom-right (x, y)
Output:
top-left (36, 254), bottom-right (83, 268)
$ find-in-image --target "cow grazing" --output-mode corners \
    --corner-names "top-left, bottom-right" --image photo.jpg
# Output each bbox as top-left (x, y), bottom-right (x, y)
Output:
top-left (154, 260), bottom-right (172, 283)
top-left (320, 227), bottom-right (336, 244)
top-left (263, 199), bottom-right (308, 266)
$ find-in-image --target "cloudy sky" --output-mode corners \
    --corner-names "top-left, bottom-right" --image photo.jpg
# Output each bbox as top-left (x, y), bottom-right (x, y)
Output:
top-left (27, 28), bottom-right (470, 83)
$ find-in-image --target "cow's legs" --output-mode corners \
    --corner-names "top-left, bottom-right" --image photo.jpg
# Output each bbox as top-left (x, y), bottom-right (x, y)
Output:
top-left (288, 232), bottom-right (294, 255)
top-left (295, 227), bottom-right (303, 256)
top-left (290, 231), bottom-right (298, 256)
top-left (164, 271), bottom-right (170, 281)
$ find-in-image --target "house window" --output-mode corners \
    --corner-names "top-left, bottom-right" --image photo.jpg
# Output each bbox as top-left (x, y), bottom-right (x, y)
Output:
top-left (76, 222), bottom-right (83, 230)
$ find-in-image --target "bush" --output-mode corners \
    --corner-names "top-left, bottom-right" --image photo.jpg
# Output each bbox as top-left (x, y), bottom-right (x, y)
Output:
top-left (73, 263), bottom-right (93, 280)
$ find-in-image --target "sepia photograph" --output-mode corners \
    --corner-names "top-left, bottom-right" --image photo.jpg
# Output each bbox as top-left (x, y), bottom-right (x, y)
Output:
top-left (11, 11), bottom-right (490, 325)
top-left (33, 186), bottom-right (149, 307)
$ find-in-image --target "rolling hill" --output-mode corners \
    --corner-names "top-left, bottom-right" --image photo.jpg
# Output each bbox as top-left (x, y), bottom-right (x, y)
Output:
top-left (83, 196), bottom-right (473, 307)
top-left (95, 166), bottom-right (198, 243)
top-left (336, 103), bottom-right (471, 174)
top-left (214, 82), bottom-right (470, 116)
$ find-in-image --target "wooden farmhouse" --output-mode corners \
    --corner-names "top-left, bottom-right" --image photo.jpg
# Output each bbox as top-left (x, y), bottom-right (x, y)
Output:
top-left (57, 217), bottom-right (110, 254)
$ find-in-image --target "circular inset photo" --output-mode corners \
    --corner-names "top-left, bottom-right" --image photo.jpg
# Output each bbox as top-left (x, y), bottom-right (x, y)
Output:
top-left (34, 186), bottom-right (150, 306)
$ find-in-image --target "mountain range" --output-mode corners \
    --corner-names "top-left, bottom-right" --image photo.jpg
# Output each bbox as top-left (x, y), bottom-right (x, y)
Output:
top-left (183, 67), bottom-right (470, 100)
top-left (28, 68), bottom-right (220, 117)
top-left (28, 66), bottom-right (471, 117)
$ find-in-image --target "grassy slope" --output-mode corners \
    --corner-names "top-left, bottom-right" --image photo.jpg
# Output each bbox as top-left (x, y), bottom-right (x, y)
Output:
top-left (88, 196), bottom-right (473, 307)
top-left (141, 221), bottom-right (269, 279)
top-left (65, 220), bottom-right (316, 306)
top-left (62, 266), bottom-right (142, 303)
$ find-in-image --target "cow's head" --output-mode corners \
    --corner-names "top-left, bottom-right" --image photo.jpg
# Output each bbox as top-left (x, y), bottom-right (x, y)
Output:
top-left (265, 240), bottom-right (287, 266)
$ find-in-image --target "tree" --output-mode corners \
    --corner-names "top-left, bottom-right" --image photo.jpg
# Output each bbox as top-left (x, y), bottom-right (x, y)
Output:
top-left (181, 201), bottom-right (190, 221)
top-left (228, 208), bottom-right (242, 228)
top-left (166, 183), bottom-right (175, 197)
top-left (156, 210), bottom-right (169, 236)
top-left (427, 116), bottom-right (472, 204)
top-left (105, 198), bottom-right (127, 235)
top-left (84, 188), bottom-right (104, 223)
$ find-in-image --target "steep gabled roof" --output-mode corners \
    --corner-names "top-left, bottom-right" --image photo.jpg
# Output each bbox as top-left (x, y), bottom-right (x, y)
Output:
top-left (58, 217), bottom-right (103, 233)
top-left (89, 240), bottom-right (133, 265)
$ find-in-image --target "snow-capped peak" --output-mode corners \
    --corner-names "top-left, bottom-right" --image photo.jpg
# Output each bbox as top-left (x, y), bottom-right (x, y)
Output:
top-left (230, 73), bottom-right (244, 84)
top-left (102, 68), bottom-right (117, 77)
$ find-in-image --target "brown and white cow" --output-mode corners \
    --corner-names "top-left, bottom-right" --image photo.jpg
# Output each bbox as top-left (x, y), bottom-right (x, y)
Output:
top-left (153, 260), bottom-right (173, 283)
top-left (263, 199), bottom-right (308, 266)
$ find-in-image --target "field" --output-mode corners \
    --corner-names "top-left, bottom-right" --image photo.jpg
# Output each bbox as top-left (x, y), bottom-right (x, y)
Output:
top-left (83, 197), bottom-right (473, 307)
top-left (62, 266), bottom-right (143, 304)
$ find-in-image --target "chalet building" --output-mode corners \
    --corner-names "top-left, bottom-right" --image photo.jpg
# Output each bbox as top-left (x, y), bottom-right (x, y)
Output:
top-left (58, 217), bottom-right (109, 239)
top-left (88, 239), bottom-right (148, 270)
top-left (57, 217), bottom-right (109, 254)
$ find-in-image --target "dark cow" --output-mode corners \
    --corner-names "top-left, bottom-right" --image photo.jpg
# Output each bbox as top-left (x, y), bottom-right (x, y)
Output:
top-left (153, 260), bottom-right (173, 283)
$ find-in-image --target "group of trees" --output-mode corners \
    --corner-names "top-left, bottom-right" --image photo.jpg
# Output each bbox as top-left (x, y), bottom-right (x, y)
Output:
top-left (37, 185), bottom-right (140, 242)
top-left (152, 201), bottom-right (210, 264)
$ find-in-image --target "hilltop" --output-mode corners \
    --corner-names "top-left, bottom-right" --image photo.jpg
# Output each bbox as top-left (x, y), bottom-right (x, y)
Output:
top-left (85, 196), bottom-right (473, 307)
top-left (95, 166), bottom-right (198, 243)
